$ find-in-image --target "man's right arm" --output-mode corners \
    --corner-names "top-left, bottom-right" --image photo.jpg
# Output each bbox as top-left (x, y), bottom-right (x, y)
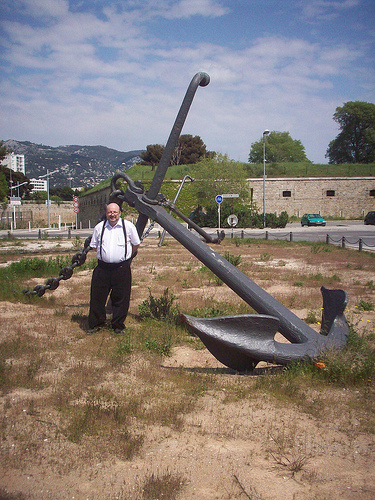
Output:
top-left (89, 223), bottom-right (102, 250)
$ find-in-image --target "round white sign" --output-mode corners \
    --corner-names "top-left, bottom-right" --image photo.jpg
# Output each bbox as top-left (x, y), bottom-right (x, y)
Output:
top-left (227, 214), bottom-right (238, 227)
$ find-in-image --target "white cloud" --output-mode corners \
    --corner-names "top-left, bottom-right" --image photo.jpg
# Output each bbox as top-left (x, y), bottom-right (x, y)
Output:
top-left (163, 0), bottom-right (230, 19)
top-left (299, 0), bottom-right (360, 21)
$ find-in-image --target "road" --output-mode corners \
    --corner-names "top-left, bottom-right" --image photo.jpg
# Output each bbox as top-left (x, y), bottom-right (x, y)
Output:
top-left (1, 220), bottom-right (375, 251)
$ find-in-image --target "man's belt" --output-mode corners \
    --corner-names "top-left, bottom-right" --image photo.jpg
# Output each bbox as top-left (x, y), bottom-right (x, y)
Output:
top-left (97, 259), bottom-right (131, 270)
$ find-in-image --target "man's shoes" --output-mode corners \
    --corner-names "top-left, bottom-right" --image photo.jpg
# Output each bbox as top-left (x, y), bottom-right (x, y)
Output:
top-left (86, 326), bottom-right (101, 334)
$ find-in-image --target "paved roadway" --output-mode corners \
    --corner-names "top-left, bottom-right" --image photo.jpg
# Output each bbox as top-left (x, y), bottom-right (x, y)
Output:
top-left (1, 220), bottom-right (375, 251)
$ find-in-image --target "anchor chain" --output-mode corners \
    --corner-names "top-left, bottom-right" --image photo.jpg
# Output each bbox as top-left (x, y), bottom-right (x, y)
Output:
top-left (23, 236), bottom-right (92, 297)
top-left (23, 175), bottom-right (169, 297)
top-left (141, 221), bottom-right (156, 241)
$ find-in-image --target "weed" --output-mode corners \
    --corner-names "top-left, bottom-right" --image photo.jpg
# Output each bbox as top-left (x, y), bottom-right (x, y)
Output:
top-left (260, 252), bottom-right (272, 262)
top-left (305, 310), bottom-right (319, 324)
top-left (72, 235), bottom-right (83, 249)
top-left (270, 449), bottom-right (310, 475)
top-left (64, 391), bottom-right (128, 444)
top-left (283, 326), bottom-right (375, 387)
top-left (140, 470), bottom-right (185, 500)
top-left (224, 251), bottom-right (242, 267)
top-left (138, 288), bottom-right (180, 322)
top-left (358, 299), bottom-right (374, 311)
top-left (116, 429), bottom-right (145, 460)
top-left (143, 327), bottom-right (173, 356)
top-left (114, 333), bottom-right (133, 357)
top-left (311, 242), bottom-right (332, 254)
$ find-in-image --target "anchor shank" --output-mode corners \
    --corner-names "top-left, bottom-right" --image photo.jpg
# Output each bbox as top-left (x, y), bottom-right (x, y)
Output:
top-left (136, 72), bottom-right (210, 238)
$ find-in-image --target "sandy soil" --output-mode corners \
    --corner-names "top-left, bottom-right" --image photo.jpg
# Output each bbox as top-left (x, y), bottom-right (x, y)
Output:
top-left (0, 236), bottom-right (374, 500)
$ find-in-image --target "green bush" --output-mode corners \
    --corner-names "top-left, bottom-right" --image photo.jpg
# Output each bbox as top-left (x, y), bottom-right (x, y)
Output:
top-left (138, 288), bottom-right (180, 323)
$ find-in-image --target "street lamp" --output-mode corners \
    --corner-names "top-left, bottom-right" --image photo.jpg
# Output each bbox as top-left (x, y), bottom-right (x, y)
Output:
top-left (158, 174), bottom-right (194, 246)
top-left (262, 129), bottom-right (270, 228)
top-left (39, 169), bottom-right (58, 228)
top-left (11, 181), bottom-right (28, 198)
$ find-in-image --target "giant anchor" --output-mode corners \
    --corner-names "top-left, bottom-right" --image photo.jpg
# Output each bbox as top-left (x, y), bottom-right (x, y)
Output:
top-left (109, 72), bottom-right (350, 371)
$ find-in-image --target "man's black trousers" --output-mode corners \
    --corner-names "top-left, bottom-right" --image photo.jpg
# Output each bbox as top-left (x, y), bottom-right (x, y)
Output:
top-left (88, 260), bottom-right (132, 330)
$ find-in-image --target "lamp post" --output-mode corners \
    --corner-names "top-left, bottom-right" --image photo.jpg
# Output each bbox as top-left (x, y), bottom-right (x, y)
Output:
top-left (158, 174), bottom-right (194, 246)
top-left (262, 129), bottom-right (270, 228)
top-left (14, 181), bottom-right (28, 198)
top-left (39, 169), bottom-right (58, 228)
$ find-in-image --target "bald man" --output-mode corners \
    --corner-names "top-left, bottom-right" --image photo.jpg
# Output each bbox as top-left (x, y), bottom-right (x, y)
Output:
top-left (87, 203), bottom-right (140, 334)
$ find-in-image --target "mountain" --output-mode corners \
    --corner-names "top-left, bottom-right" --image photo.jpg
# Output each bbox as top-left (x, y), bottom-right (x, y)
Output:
top-left (3, 140), bottom-right (144, 188)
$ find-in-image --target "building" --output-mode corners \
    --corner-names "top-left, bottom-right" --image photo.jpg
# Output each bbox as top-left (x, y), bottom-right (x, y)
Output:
top-left (29, 178), bottom-right (48, 192)
top-left (2, 153), bottom-right (25, 174)
top-left (248, 177), bottom-right (375, 219)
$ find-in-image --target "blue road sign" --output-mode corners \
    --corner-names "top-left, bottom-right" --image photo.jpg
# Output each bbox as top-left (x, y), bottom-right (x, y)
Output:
top-left (215, 195), bottom-right (223, 204)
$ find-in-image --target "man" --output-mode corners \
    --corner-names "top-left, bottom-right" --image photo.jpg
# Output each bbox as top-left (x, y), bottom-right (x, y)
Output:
top-left (87, 202), bottom-right (140, 334)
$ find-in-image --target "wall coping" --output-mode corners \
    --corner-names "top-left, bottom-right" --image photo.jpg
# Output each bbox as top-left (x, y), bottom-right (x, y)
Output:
top-left (246, 176), bottom-right (375, 182)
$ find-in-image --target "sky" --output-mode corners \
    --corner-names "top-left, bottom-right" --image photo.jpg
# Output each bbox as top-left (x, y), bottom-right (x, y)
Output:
top-left (0, 0), bottom-right (374, 164)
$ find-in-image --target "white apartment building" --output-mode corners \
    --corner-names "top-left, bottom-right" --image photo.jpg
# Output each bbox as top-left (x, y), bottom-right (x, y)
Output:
top-left (2, 153), bottom-right (26, 174)
top-left (29, 178), bottom-right (47, 192)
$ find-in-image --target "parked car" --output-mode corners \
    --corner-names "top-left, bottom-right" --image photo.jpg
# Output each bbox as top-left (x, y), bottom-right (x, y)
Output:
top-left (364, 211), bottom-right (375, 225)
top-left (301, 213), bottom-right (326, 227)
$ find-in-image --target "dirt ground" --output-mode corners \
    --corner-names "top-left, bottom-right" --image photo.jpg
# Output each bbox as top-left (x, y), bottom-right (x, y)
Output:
top-left (0, 235), bottom-right (374, 500)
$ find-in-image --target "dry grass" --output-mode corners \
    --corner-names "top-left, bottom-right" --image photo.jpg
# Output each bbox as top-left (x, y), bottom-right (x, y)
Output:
top-left (0, 236), bottom-right (374, 499)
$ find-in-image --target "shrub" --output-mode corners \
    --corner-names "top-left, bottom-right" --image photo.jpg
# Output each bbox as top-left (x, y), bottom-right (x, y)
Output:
top-left (138, 288), bottom-right (180, 322)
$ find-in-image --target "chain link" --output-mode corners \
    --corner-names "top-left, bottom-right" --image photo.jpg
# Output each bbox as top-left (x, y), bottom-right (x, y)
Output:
top-left (23, 236), bottom-right (92, 297)
top-left (141, 221), bottom-right (155, 241)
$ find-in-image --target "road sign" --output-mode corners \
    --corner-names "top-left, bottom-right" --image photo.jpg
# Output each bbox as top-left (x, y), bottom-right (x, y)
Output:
top-left (227, 214), bottom-right (238, 227)
top-left (222, 194), bottom-right (239, 199)
top-left (10, 197), bottom-right (21, 206)
top-left (73, 196), bottom-right (78, 202)
top-left (73, 201), bottom-right (79, 208)
top-left (73, 208), bottom-right (79, 213)
top-left (215, 195), bottom-right (223, 204)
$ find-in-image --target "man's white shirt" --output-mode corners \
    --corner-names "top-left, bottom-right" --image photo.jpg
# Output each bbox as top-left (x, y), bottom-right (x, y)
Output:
top-left (90, 219), bottom-right (140, 263)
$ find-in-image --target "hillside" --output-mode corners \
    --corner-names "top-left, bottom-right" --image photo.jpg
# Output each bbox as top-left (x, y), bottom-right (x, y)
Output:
top-left (3, 140), bottom-right (144, 187)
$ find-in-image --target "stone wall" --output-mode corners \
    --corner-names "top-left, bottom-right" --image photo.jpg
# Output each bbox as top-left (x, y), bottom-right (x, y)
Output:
top-left (248, 177), bottom-right (375, 218)
top-left (3, 201), bottom-right (77, 228)
top-left (75, 176), bottom-right (375, 228)
top-left (77, 186), bottom-right (112, 229)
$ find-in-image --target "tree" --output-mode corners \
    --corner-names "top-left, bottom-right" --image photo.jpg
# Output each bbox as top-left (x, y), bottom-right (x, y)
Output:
top-left (141, 135), bottom-right (212, 169)
top-left (248, 131), bottom-right (309, 163)
top-left (50, 186), bottom-right (74, 201)
top-left (190, 154), bottom-right (250, 209)
top-left (0, 172), bottom-right (7, 205)
top-left (0, 141), bottom-right (9, 163)
top-left (0, 166), bottom-right (33, 198)
top-left (140, 144), bottom-right (164, 170)
top-left (325, 101), bottom-right (375, 164)
top-left (171, 134), bottom-right (211, 165)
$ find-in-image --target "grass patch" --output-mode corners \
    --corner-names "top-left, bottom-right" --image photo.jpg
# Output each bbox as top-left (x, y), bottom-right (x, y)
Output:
top-left (0, 255), bottom-right (96, 302)
top-left (138, 470), bottom-right (185, 500)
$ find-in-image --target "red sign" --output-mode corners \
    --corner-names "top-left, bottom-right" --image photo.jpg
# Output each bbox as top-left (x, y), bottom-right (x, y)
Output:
top-left (73, 196), bottom-right (78, 202)
top-left (74, 208), bottom-right (79, 213)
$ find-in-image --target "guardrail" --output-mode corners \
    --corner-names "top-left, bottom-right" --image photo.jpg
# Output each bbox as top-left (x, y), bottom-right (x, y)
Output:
top-left (222, 229), bottom-right (375, 252)
top-left (1, 226), bottom-right (375, 252)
